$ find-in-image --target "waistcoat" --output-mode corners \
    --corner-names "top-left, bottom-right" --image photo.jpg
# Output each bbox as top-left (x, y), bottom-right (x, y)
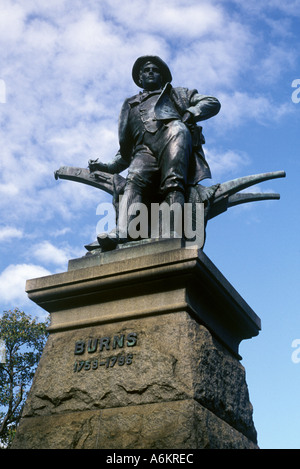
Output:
top-left (128, 92), bottom-right (162, 140)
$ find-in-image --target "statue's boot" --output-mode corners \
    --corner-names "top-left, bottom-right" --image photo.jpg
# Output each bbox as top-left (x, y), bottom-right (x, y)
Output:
top-left (97, 228), bottom-right (119, 251)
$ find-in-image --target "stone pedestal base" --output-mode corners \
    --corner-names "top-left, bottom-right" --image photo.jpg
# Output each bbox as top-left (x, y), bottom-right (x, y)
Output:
top-left (12, 239), bottom-right (260, 449)
top-left (13, 400), bottom-right (258, 450)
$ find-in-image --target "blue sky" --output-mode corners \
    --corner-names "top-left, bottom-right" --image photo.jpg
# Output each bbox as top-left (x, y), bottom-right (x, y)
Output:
top-left (0, 0), bottom-right (299, 449)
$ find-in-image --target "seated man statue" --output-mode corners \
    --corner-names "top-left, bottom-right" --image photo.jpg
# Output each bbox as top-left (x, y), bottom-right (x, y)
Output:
top-left (89, 55), bottom-right (221, 248)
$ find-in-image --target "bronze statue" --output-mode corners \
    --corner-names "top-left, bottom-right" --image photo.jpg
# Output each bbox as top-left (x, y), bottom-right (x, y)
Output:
top-left (55, 55), bottom-right (285, 252)
top-left (88, 56), bottom-right (220, 248)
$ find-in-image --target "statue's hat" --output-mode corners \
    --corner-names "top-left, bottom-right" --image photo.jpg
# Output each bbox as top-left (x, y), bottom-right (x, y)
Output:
top-left (132, 55), bottom-right (172, 88)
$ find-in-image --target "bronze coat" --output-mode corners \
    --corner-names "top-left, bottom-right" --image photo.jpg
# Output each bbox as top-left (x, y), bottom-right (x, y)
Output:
top-left (117, 83), bottom-right (221, 184)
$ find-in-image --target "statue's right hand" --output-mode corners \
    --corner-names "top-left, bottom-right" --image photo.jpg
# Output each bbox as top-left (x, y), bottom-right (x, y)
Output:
top-left (88, 158), bottom-right (108, 172)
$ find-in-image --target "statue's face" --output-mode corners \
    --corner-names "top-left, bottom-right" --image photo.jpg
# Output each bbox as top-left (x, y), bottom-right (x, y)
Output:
top-left (139, 62), bottom-right (162, 91)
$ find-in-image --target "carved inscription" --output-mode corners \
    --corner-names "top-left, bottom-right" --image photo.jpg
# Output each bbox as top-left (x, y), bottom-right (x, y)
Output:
top-left (73, 332), bottom-right (138, 372)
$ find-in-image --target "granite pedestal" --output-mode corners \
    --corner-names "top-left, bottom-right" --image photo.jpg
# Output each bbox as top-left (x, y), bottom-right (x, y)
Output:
top-left (12, 239), bottom-right (261, 449)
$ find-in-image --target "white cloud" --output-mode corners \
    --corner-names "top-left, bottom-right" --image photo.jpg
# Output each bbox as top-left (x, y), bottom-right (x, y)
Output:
top-left (33, 241), bottom-right (70, 266)
top-left (0, 226), bottom-right (23, 242)
top-left (214, 91), bottom-right (292, 130)
top-left (0, 263), bottom-right (51, 306)
top-left (0, 1), bottom-right (25, 45)
top-left (254, 44), bottom-right (296, 85)
top-left (105, 0), bottom-right (224, 39)
top-left (0, 183), bottom-right (19, 197)
top-left (206, 148), bottom-right (250, 181)
top-left (32, 241), bottom-right (83, 268)
top-left (52, 227), bottom-right (72, 237)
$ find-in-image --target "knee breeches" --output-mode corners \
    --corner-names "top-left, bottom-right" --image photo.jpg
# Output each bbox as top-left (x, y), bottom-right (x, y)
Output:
top-left (126, 120), bottom-right (192, 197)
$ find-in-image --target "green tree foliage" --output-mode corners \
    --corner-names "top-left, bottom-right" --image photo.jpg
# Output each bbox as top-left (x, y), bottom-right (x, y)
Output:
top-left (0, 308), bottom-right (49, 447)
